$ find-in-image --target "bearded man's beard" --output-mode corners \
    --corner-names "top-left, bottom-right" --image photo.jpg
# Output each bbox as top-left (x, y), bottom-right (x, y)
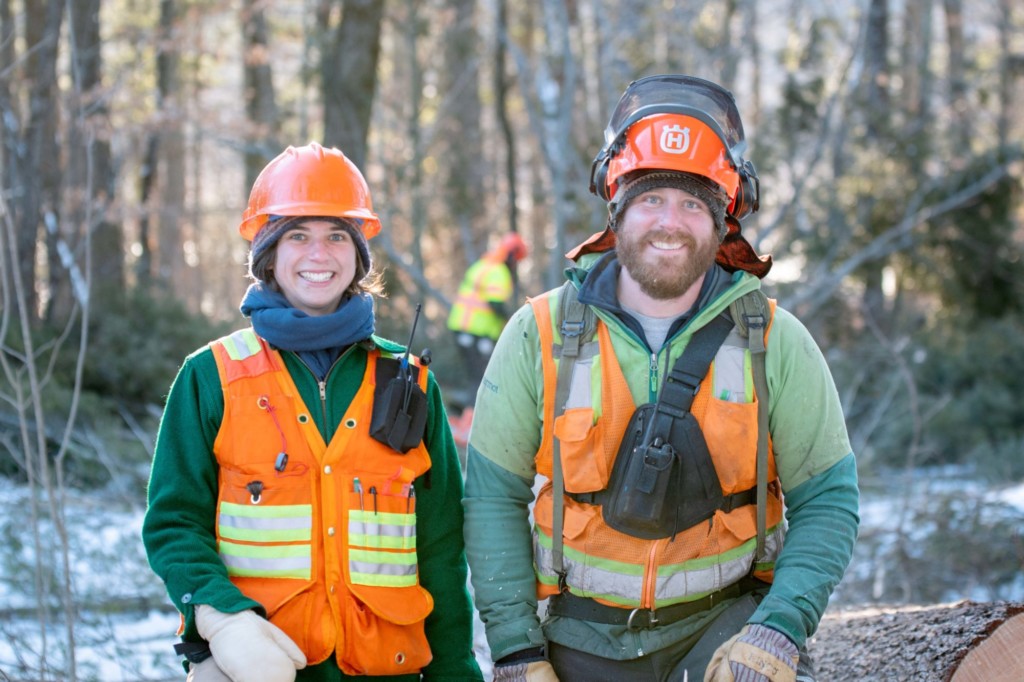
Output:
top-left (616, 228), bottom-right (720, 300)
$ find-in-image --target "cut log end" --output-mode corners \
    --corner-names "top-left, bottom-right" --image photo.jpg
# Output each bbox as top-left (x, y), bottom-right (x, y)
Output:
top-left (950, 611), bottom-right (1024, 682)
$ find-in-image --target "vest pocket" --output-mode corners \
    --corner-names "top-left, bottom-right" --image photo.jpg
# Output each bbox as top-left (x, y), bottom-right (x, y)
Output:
top-left (553, 407), bottom-right (613, 493)
top-left (217, 466), bottom-right (315, 585)
top-left (339, 583), bottom-right (434, 675)
top-left (702, 395), bottom-right (759, 494)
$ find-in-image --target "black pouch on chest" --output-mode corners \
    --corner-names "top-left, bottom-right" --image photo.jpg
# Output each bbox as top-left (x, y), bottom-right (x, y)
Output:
top-left (370, 357), bottom-right (427, 453)
top-left (601, 314), bottom-right (733, 539)
top-left (603, 403), bottom-right (724, 539)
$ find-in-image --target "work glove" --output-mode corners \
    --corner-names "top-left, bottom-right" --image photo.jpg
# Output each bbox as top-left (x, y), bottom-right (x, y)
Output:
top-left (195, 604), bottom-right (306, 682)
top-left (186, 656), bottom-right (232, 682)
top-left (705, 624), bottom-right (798, 682)
top-left (492, 648), bottom-right (560, 682)
top-left (492, 660), bottom-right (559, 682)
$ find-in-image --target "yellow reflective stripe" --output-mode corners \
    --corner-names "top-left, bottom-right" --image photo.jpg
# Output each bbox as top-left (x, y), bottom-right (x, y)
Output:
top-left (218, 502), bottom-right (313, 542)
top-left (534, 523), bottom-right (784, 607)
top-left (347, 511), bottom-right (418, 585)
top-left (350, 548), bottom-right (417, 568)
top-left (350, 572), bottom-right (418, 587)
top-left (349, 533), bottom-right (415, 550)
top-left (219, 523), bottom-right (311, 543)
top-left (222, 329), bottom-right (261, 361)
top-left (350, 547), bottom-right (417, 586)
top-left (349, 510), bottom-right (415, 526)
top-left (348, 510), bottom-right (416, 550)
top-left (221, 501), bottom-right (312, 518)
top-left (219, 540), bottom-right (311, 579)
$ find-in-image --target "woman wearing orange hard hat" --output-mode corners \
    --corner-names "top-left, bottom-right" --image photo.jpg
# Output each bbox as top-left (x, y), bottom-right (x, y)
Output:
top-left (143, 142), bottom-right (483, 682)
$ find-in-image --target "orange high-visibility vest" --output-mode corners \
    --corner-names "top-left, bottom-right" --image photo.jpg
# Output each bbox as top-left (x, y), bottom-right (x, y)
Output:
top-left (529, 290), bottom-right (785, 610)
top-left (210, 329), bottom-right (434, 676)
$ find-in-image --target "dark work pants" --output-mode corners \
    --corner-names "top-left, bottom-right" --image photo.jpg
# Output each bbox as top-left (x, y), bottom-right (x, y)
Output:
top-left (547, 595), bottom-right (817, 682)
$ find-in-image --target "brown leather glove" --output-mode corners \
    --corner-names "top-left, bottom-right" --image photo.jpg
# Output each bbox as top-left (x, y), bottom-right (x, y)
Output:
top-left (705, 624), bottom-right (798, 682)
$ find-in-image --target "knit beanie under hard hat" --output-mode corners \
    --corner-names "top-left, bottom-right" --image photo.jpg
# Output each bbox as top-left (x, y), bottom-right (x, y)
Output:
top-left (248, 216), bottom-right (372, 274)
top-left (610, 171), bottom-right (729, 240)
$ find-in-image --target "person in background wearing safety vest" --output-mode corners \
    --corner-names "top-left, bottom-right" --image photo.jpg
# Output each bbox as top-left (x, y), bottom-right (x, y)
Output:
top-left (462, 75), bottom-right (859, 682)
top-left (142, 143), bottom-right (483, 682)
top-left (447, 232), bottom-right (530, 396)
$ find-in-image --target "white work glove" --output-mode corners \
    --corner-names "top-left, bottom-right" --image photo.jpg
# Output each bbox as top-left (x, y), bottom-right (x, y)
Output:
top-left (705, 624), bottom-right (798, 682)
top-left (492, 658), bottom-right (559, 682)
top-left (186, 656), bottom-right (232, 682)
top-left (195, 604), bottom-right (307, 682)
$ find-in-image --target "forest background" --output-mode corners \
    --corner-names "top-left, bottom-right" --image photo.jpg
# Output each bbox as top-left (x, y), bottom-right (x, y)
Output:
top-left (1, 0), bottom-right (1023, 680)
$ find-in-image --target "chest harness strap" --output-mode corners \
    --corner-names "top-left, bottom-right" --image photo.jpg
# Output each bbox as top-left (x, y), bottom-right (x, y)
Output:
top-left (549, 282), bottom-right (772, 587)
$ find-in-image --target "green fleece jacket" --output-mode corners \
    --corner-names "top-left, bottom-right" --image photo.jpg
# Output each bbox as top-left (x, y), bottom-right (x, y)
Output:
top-left (463, 256), bottom-right (859, 661)
top-left (143, 335), bottom-right (483, 681)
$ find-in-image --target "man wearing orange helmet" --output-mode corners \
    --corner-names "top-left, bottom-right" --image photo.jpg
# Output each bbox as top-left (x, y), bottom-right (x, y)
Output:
top-left (463, 76), bottom-right (858, 682)
top-left (143, 143), bottom-right (483, 682)
top-left (446, 231), bottom-right (530, 395)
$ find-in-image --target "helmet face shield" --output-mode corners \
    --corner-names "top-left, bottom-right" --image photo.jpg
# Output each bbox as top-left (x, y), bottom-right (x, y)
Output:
top-left (603, 75), bottom-right (748, 164)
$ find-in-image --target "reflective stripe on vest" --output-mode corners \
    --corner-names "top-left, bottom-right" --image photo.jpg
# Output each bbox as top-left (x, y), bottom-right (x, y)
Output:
top-left (447, 260), bottom-right (510, 338)
top-left (348, 510), bottom-right (418, 587)
top-left (534, 523), bottom-right (784, 607)
top-left (560, 330), bottom-right (753, 411)
top-left (530, 288), bottom-right (784, 609)
top-left (210, 331), bottom-right (437, 673)
top-left (218, 501), bottom-right (313, 579)
top-left (221, 328), bottom-right (262, 361)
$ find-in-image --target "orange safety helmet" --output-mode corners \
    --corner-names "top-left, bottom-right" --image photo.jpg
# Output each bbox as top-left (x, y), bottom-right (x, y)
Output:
top-left (239, 142), bottom-right (382, 241)
top-left (590, 75), bottom-right (759, 220)
top-left (496, 232), bottom-right (529, 262)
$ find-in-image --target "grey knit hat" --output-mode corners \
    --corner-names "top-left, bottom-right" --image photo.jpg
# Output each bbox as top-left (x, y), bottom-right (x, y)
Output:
top-left (609, 171), bottom-right (729, 240)
top-left (249, 215), bottom-right (371, 276)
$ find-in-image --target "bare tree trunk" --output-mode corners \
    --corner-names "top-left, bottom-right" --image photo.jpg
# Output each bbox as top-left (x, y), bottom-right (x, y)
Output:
top-left (157, 1), bottom-right (187, 299)
top-left (443, 0), bottom-right (486, 262)
top-left (242, 0), bottom-right (279, 190)
top-left (13, 0), bottom-right (64, 324)
top-left (996, 0), bottom-right (1017, 148)
top-left (516, 0), bottom-right (578, 290)
top-left (321, 0), bottom-right (385, 169)
top-left (943, 0), bottom-right (970, 159)
top-left (67, 0), bottom-right (120, 314)
top-left (494, 0), bottom-right (519, 243)
top-left (403, 0), bottom-right (425, 270)
top-left (859, 0), bottom-right (890, 330)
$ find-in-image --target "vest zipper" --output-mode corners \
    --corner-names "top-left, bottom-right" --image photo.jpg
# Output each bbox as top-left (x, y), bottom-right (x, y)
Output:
top-left (649, 352), bottom-right (659, 402)
top-left (318, 379), bottom-right (328, 428)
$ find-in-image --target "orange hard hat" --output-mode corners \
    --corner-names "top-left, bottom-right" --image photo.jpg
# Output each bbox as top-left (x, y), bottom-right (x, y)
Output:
top-left (497, 232), bottom-right (529, 262)
top-left (239, 142), bottom-right (381, 241)
top-left (606, 113), bottom-right (740, 204)
top-left (590, 75), bottom-right (759, 220)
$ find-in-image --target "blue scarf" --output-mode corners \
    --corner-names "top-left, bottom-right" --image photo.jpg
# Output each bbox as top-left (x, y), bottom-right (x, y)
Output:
top-left (240, 283), bottom-right (375, 379)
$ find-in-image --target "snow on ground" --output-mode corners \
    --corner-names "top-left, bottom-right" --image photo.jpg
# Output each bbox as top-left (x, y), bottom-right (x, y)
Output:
top-left (1, 473), bottom-right (1021, 680)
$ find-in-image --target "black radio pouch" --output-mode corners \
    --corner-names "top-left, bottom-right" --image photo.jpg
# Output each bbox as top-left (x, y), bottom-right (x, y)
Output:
top-left (601, 314), bottom-right (734, 539)
top-left (370, 357), bottom-right (427, 453)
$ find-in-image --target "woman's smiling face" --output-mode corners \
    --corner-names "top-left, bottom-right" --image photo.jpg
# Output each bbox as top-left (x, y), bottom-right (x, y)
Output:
top-left (272, 219), bottom-right (359, 316)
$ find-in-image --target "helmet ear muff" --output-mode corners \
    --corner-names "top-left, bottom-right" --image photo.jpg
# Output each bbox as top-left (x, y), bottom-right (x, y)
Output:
top-left (589, 145), bottom-right (615, 202)
top-left (593, 144), bottom-right (761, 219)
top-left (729, 159), bottom-right (760, 221)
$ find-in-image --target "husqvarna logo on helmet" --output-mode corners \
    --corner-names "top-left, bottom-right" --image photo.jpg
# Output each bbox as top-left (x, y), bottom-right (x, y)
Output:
top-left (659, 124), bottom-right (690, 155)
